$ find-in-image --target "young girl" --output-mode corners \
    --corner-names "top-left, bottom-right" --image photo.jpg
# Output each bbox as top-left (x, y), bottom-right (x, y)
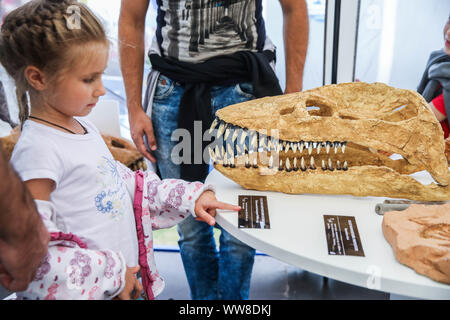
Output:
top-left (0, 0), bottom-right (240, 300)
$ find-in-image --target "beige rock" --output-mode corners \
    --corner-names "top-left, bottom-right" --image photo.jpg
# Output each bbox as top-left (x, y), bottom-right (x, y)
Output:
top-left (446, 138), bottom-right (450, 164)
top-left (211, 82), bottom-right (450, 201)
top-left (0, 128), bottom-right (146, 171)
top-left (382, 203), bottom-right (450, 284)
top-left (101, 134), bottom-right (147, 171)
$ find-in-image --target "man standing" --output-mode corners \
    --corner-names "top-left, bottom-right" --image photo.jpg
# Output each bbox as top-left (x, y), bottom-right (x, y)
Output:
top-left (119, 0), bottom-right (308, 299)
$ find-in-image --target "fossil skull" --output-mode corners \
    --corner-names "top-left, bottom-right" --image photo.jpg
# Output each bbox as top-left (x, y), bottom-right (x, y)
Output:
top-left (208, 82), bottom-right (450, 201)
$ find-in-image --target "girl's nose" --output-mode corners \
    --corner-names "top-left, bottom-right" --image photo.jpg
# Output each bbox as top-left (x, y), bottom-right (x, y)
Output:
top-left (96, 81), bottom-right (106, 97)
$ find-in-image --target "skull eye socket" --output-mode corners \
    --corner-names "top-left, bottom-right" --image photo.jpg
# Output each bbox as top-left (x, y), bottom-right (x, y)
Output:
top-left (394, 105), bottom-right (406, 112)
top-left (306, 105), bottom-right (333, 117)
top-left (307, 106), bottom-right (320, 112)
top-left (383, 104), bottom-right (418, 122)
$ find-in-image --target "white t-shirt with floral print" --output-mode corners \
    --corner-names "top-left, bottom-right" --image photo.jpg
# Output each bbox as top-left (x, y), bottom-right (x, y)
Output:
top-left (11, 119), bottom-right (139, 267)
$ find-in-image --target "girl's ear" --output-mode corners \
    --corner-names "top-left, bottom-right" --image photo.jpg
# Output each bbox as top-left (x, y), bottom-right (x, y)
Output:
top-left (24, 66), bottom-right (47, 91)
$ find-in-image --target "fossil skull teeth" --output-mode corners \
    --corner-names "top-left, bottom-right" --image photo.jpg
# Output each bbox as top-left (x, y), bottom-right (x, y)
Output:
top-left (253, 157), bottom-right (258, 169)
top-left (300, 157), bottom-right (306, 171)
top-left (334, 141), bottom-right (341, 154)
top-left (267, 139), bottom-right (273, 151)
top-left (328, 158), bottom-right (334, 171)
top-left (250, 134), bottom-right (258, 152)
top-left (244, 154), bottom-right (251, 168)
top-left (341, 142), bottom-right (347, 154)
top-left (232, 129), bottom-right (239, 143)
top-left (209, 118), bottom-right (219, 134)
top-left (292, 142), bottom-right (298, 153)
top-left (299, 141), bottom-right (305, 153)
top-left (269, 154), bottom-right (274, 169)
top-left (259, 135), bottom-right (266, 151)
top-left (216, 122), bottom-right (226, 138)
top-left (224, 126), bottom-right (231, 140)
top-left (214, 145), bottom-right (221, 159)
top-left (285, 158), bottom-right (291, 172)
top-left (227, 143), bottom-right (234, 157)
top-left (326, 141), bottom-right (331, 154)
top-left (239, 129), bottom-right (248, 145)
top-left (284, 142), bottom-right (290, 153)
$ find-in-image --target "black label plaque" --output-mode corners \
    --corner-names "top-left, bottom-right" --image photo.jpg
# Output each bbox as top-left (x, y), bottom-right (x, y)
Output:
top-left (238, 195), bottom-right (270, 229)
top-left (323, 215), bottom-right (365, 257)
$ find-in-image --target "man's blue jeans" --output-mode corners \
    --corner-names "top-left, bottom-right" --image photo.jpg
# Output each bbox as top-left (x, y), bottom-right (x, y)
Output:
top-left (151, 74), bottom-right (256, 300)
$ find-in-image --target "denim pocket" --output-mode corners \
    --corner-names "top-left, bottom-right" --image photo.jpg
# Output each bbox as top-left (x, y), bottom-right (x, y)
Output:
top-left (154, 74), bottom-right (175, 100)
top-left (235, 82), bottom-right (255, 99)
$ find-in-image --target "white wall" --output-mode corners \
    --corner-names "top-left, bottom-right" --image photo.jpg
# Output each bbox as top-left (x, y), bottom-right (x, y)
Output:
top-left (355, 0), bottom-right (450, 90)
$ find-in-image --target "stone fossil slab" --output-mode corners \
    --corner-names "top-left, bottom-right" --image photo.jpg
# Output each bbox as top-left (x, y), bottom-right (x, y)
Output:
top-left (382, 203), bottom-right (450, 285)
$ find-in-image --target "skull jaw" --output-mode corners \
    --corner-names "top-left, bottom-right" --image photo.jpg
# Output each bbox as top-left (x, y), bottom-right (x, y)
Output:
top-left (215, 165), bottom-right (450, 201)
top-left (212, 116), bottom-right (450, 187)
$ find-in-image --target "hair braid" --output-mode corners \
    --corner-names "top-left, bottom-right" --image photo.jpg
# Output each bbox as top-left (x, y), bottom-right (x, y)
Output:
top-left (0, 0), bottom-right (108, 125)
top-left (16, 86), bottom-right (29, 126)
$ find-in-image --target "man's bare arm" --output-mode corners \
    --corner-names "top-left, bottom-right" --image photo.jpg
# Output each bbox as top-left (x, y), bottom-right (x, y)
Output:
top-left (119, 0), bottom-right (157, 162)
top-left (119, 0), bottom-right (149, 113)
top-left (0, 147), bottom-right (49, 291)
top-left (280, 0), bottom-right (309, 94)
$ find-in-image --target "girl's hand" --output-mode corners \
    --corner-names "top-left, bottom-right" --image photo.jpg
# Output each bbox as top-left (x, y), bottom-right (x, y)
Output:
top-left (194, 191), bottom-right (241, 226)
top-left (117, 266), bottom-right (143, 300)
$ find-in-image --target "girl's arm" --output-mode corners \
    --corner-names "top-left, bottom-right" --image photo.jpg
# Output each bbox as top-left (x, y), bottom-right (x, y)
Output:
top-left (18, 179), bottom-right (127, 300)
top-left (116, 162), bottom-right (240, 230)
top-left (142, 170), bottom-right (217, 229)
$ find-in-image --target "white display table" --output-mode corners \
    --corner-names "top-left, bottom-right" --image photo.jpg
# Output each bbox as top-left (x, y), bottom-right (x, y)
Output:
top-left (205, 169), bottom-right (450, 300)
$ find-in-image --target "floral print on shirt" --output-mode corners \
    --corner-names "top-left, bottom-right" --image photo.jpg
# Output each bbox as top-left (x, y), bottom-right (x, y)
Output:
top-left (94, 157), bottom-right (130, 220)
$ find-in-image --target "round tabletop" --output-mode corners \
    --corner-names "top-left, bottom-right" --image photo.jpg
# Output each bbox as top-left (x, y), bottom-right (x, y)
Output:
top-left (205, 169), bottom-right (450, 300)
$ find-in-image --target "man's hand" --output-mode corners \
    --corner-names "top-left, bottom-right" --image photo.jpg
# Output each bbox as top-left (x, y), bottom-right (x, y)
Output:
top-left (129, 108), bottom-right (157, 163)
top-left (194, 190), bottom-right (241, 226)
top-left (0, 222), bottom-right (49, 292)
top-left (116, 266), bottom-right (143, 300)
top-left (119, 1), bottom-right (155, 161)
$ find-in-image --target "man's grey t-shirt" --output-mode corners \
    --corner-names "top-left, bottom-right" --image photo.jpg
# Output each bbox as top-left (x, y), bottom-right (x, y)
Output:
top-left (152, 0), bottom-right (268, 63)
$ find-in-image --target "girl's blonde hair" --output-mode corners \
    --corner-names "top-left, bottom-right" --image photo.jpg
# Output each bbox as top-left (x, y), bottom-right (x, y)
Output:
top-left (0, 0), bottom-right (108, 124)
